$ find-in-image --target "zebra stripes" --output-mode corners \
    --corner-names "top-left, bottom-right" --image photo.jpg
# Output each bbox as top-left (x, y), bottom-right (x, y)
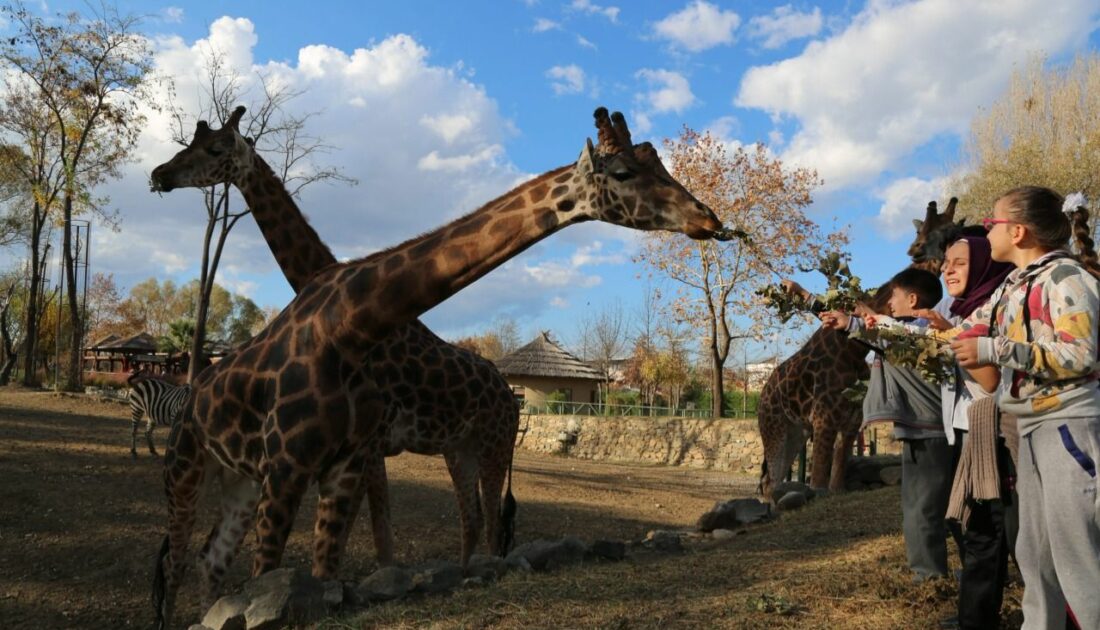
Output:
top-left (129, 376), bottom-right (190, 458)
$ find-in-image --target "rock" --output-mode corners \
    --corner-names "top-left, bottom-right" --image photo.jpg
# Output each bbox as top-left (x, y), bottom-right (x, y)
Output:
top-left (461, 576), bottom-right (486, 588)
top-left (711, 528), bottom-right (738, 541)
top-left (770, 481), bottom-right (814, 504)
top-left (357, 566), bottom-right (412, 602)
top-left (201, 594), bottom-right (247, 630)
top-left (506, 537), bottom-right (585, 571)
top-left (845, 478), bottom-right (868, 492)
top-left (867, 482), bottom-right (884, 490)
top-left (467, 554), bottom-right (509, 581)
top-left (506, 554), bottom-right (532, 572)
top-left (411, 560), bottom-right (464, 594)
top-left (642, 530), bottom-right (683, 553)
top-left (239, 569), bottom-right (327, 630)
top-left (696, 498), bottom-right (770, 531)
top-left (588, 539), bottom-right (626, 561)
top-left (879, 465), bottom-right (902, 486)
top-left (776, 491), bottom-right (807, 511)
top-left (322, 580), bottom-right (343, 608)
top-left (188, 625), bottom-right (216, 630)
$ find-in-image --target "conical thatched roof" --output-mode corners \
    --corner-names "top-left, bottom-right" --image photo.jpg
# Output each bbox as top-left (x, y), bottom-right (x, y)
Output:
top-left (495, 331), bottom-right (602, 380)
top-left (101, 332), bottom-right (158, 352)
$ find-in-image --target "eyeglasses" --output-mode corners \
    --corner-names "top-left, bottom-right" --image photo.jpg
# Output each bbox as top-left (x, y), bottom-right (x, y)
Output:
top-left (981, 218), bottom-right (1016, 231)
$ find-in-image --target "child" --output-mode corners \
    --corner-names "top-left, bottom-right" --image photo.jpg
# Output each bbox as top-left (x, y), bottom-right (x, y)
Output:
top-left (920, 235), bottom-right (1015, 630)
top-left (948, 187), bottom-right (1100, 630)
top-left (820, 268), bottom-right (956, 582)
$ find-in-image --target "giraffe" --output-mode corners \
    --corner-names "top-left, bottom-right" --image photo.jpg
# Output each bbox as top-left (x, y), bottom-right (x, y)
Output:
top-left (153, 106), bottom-right (521, 577)
top-left (756, 197), bottom-right (964, 501)
top-left (149, 107), bottom-right (728, 628)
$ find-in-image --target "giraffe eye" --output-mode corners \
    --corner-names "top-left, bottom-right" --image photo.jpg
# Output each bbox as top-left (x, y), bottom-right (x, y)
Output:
top-left (609, 169), bottom-right (635, 182)
top-left (205, 146), bottom-right (224, 157)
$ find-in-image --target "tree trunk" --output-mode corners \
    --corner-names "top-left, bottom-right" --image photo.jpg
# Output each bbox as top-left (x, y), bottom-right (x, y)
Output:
top-left (21, 202), bottom-right (43, 386)
top-left (188, 197), bottom-right (217, 383)
top-left (710, 347), bottom-right (725, 418)
top-left (0, 294), bottom-right (17, 385)
top-left (62, 194), bottom-right (82, 391)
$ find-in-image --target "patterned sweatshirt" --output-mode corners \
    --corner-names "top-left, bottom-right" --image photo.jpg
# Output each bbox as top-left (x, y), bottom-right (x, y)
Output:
top-left (955, 251), bottom-right (1100, 435)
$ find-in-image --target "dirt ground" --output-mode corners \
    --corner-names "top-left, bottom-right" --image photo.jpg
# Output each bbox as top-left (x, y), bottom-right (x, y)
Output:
top-left (0, 387), bottom-right (765, 629)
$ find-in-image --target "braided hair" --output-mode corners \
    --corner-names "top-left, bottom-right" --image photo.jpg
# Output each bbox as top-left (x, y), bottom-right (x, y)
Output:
top-left (999, 186), bottom-right (1100, 279)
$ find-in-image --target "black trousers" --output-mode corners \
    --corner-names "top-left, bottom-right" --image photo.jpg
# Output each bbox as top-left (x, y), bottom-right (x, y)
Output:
top-left (956, 433), bottom-right (1016, 630)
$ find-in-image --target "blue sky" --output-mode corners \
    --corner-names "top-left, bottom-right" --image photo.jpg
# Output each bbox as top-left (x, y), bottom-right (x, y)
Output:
top-left (5, 0), bottom-right (1100, 358)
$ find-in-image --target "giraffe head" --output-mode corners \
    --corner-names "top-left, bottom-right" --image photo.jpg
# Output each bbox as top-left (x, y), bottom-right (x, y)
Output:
top-left (150, 106), bottom-right (254, 192)
top-left (570, 107), bottom-right (727, 240)
top-left (906, 197), bottom-right (963, 271)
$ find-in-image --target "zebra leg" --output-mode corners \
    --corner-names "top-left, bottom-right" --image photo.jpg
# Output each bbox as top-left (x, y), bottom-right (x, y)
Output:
top-left (198, 469), bottom-right (259, 607)
top-left (444, 448), bottom-right (483, 569)
top-left (146, 415), bottom-right (159, 457)
top-left (130, 402), bottom-right (143, 458)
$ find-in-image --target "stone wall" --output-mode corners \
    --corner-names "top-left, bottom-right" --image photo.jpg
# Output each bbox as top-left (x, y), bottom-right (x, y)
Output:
top-left (515, 414), bottom-right (901, 473)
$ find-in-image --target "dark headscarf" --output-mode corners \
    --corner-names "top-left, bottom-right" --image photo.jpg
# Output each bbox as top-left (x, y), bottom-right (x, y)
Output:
top-left (947, 236), bottom-right (1014, 319)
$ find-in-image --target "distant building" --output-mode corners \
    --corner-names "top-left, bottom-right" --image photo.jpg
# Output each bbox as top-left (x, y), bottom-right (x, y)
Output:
top-left (745, 356), bottom-right (780, 390)
top-left (494, 331), bottom-right (603, 411)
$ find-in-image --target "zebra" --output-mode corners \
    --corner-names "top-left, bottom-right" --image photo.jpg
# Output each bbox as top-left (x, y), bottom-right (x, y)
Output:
top-left (128, 372), bottom-right (190, 458)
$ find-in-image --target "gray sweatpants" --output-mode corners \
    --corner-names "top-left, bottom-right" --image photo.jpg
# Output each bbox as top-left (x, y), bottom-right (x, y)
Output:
top-left (1017, 417), bottom-right (1100, 630)
top-left (902, 437), bottom-right (956, 579)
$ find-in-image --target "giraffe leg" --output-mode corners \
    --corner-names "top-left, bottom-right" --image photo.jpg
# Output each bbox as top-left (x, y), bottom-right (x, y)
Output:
top-left (146, 416), bottom-right (159, 457)
top-left (445, 449), bottom-right (483, 568)
top-left (312, 450), bottom-right (367, 579)
top-left (479, 437), bottom-right (515, 558)
top-left (829, 408), bottom-right (861, 493)
top-left (153, 420), bottom-right (206, 630)
top-left (809, 417), bottom-right (838, 490)
top-left (198, 469), bottom-right (260, 606)
top-left (252, 461), bottom-right (310, 576)
top-left (360, 449), bottom-right (395, 567)
top-left (759, 410), bottom-right (803, 503)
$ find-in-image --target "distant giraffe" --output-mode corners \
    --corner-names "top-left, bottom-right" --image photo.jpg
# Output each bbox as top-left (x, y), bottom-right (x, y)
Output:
top-left (757, 198), bottom-right (963, 500)
top-left (155, 106), bottom-right (521, 575)
top-left (148, 106), bottom-right (728, 628)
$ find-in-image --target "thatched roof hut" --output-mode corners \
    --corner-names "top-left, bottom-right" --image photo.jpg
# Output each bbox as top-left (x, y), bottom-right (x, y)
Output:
top-left (495, 332), bottom-right (601, 411)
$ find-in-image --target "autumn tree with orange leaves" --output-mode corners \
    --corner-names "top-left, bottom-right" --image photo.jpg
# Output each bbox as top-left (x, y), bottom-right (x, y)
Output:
top-left (636, 129), bottom-right (845, 418)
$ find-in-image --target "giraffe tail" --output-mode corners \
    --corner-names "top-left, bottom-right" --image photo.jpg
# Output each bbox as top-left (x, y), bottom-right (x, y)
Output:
top-left (152, 534), bottom-right (169, 630)
top-left (496, 458), bottom-right (517, 557)
top-left (757, 459), bottom-right (768, 496)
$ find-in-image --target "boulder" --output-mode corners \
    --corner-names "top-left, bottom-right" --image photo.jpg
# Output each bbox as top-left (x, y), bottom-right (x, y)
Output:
top-left (588, 539), bottom-right (626, 562)
top-left (770, 481), bottom-right (815, 504)
top-left (467, 554), bottom-right (509, 581)
top-left (357, 566), bottom-right (412, 602)
top-left (411, 560), bottom-right (464, 594)
top-left (696, 498), bottom-right (771, 532)
top-left (201, 594), bottom-right (247, 630)
top-left (642, 530), bottom-right (683, 553)
top-left (238, 569), bottom-right (327, 630)
top-left (776, 491), bottom-right (807, 511)
top-left (505, 537), bottom-right (585, 571)
top-left (711, 528), bottom-right (738, 541)
top-left (879, 465), bottom-right (903, 486)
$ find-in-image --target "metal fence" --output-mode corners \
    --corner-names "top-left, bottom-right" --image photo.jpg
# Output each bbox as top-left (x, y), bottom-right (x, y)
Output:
top-left (536, 400), bottom-right (756, 419)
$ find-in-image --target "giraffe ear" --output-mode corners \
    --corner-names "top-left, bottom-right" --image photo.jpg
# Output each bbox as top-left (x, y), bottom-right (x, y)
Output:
top-left (244, 136), bottom-right (255, 147)
top-left (576, 137), bottom-right (596, 178)
top-left (912, 219), bottom-right (923, 231)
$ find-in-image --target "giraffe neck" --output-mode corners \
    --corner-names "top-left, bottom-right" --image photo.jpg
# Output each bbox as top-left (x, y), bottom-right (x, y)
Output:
top-left (318, 163), bottom-right (584, 348)
top-left (237, 155), bottom-right (338, 293)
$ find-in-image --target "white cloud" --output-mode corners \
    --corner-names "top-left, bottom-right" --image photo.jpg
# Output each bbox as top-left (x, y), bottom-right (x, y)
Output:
top-left (549, 296), bottom-right (569, 308)
top-left (524, 260), bottom-right (602, 288)
top-left (747, 5), bottom-right (822, 49)
top-left (635, 68), bottom-right (695, 114)
top-left (653, 1), bottom-right (740, 52)
top-left (570, 0), bottom-right (620, 23)
top-left (162, 7), bottom-right (185, 24)
top-left (533, 18), bottom-right (561, 32)
top-left (736, 0), bottom-right (1100, 191)
top-left (576, 35), bottom-right (597, 50)
top-left (419, 112), bottom-right (476, 143)
top-left (571, 241), bottom-right (625, 267)
top-left (547, 64), bottom-right (586, 95)
top-left (873, 176), bottom-right (948, 239)
top-left (89, 16), bottom-right (529, 302)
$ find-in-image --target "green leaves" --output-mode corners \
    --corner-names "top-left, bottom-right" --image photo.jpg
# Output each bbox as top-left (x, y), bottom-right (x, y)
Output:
top-left (757, 251), bottom-right (870, 322)
top-left (852, 326), bottom-right (955, 385)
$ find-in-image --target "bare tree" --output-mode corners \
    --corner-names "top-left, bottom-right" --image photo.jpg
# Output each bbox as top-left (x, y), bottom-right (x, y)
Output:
top-left (2, 1), bottom-right (156, 390)
top-left (165, 51), bottom-right (356, 380)
top-left (580, 300), bottom-right (629, 409)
